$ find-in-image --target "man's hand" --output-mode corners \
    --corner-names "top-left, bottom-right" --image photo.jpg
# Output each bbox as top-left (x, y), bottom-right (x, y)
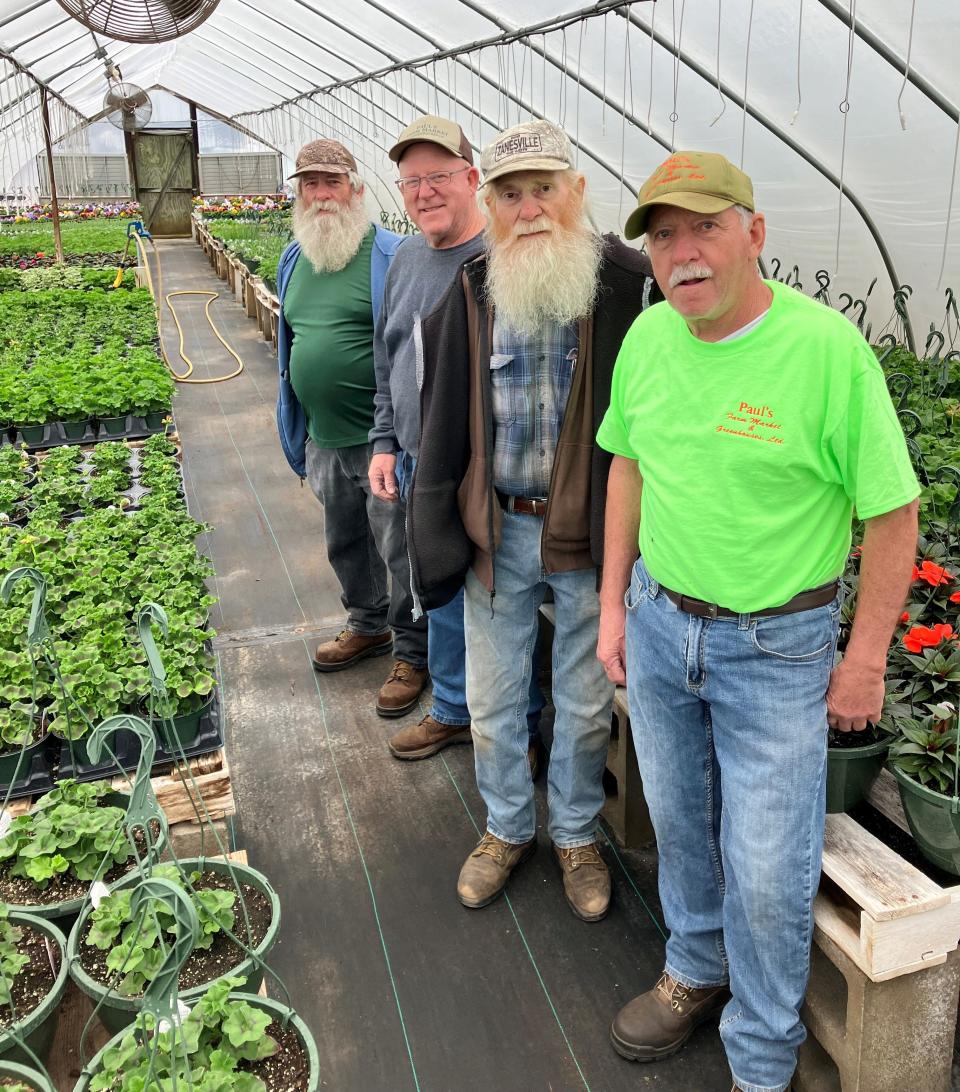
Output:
top-left (597, 602), bottom-right (628, 687)
top-left (369, 453), bottom-right (398, 502)
top-left (826, 658), bottom-right (886, 732)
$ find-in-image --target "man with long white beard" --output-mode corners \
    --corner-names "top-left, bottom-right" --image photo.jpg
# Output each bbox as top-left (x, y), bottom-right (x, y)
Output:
top-left (276, 139), bottom-right (428, 716)
top-left (406, 120), bottom-right (662, 917)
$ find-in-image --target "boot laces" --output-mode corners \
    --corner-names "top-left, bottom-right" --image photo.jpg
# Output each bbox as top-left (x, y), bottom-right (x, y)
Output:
top-left (557, 843), bottom-right (602, 871)
top-left (473, 833), bottom-right (509, 864)
top-left (656, 972), bottom-right (691, 1011)
top-left (386, 661), bottom-right (413, 683)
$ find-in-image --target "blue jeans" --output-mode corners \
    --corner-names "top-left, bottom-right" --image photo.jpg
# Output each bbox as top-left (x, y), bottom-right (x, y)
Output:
top-left (624, 558), bottom-right (840, 1092)
top-left (464, 510), bottom-right (612, 847)
top-left (397, 453), bottom-right (544, 733)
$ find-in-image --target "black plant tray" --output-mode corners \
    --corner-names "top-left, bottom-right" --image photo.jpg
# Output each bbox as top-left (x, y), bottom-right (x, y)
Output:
top-left (55, 693), bottom-right (224, 784)
top-left (0, 741), bottom-right (56, 801)
top-left (7, 415), bottom-right (172, 452)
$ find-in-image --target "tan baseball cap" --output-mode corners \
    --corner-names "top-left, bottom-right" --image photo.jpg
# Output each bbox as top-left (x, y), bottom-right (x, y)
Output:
top-left (481, 120), bottom-right (573, 187)
top-left (624, 151), bottom-right (755, 239)
top-left (389, 115), bottom-right (474, 164)
top-left (288, 138), bottom-right (358, 179)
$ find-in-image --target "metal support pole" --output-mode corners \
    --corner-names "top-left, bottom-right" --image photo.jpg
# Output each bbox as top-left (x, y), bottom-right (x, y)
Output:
top-left (39, 87), bottom-right (63, 264)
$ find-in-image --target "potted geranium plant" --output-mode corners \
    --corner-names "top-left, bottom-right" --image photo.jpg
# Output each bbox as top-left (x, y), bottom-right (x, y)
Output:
top-left (0, 904), bottom-right (68, 1065)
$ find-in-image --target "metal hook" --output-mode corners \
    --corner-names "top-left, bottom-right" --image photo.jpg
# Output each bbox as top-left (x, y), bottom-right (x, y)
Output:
top-left (0, 567), bottom-right (50, 648)
top-left (924, 328), bottom-right (945, 361)
top-left (887, 373), bottom-right (913, 411)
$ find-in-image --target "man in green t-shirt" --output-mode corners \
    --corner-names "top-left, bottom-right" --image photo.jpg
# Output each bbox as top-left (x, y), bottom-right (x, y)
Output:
top-left (596, 151), bottom-right (919, 1092)
top-left (276, 139), bottom-right (428, 717)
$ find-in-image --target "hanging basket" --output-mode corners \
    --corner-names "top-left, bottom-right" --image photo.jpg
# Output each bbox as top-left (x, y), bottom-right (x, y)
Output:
top-left (55, 0), bottom-right (221, 44)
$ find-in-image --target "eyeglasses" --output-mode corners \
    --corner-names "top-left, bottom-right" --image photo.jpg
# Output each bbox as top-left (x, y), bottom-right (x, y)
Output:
top-left (394, 166), bottom-right (471, 193)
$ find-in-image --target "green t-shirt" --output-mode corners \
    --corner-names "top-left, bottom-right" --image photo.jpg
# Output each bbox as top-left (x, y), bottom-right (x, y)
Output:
top-left (597, 280), bottom-right (919, 613)
top-left (283, 229), bottom-right (376, 449)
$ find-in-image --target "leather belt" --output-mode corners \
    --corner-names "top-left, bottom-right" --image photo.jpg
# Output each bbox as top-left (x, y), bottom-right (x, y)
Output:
top-left (662, 579), bottom-right (838, 620)
top-left (496, 491), bottom-right (547, 517)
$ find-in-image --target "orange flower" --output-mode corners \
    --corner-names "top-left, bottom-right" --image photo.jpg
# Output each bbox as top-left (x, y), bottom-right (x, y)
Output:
top-left (900, 611), bottom-right (911, 624)
top-left (916, 560), bottom-right (955, 587)
top-left (903, 623), bottom-right (956, 653)
top-left (951, 592), bottom-right (960, 604)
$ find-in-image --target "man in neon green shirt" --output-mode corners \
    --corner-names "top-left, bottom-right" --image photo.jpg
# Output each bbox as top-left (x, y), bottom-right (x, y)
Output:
top-left (596, 151), bottom-right (919, 1092)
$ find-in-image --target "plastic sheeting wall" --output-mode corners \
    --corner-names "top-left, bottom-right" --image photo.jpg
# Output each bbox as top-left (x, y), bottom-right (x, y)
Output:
top-left (1, 0), bottom-right (959, 340)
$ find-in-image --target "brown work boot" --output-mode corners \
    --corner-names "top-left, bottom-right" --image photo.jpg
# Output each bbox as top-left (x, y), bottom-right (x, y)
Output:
top-left (375, 661), bottom-right (429, 718)
top-left (553, 841), bottom-right (611, 921)
top-left (388, 714), bottom-right (472, 759)
top-left (457, 832), bottom-right (536, 908)
top-left (313, 629), bottom-right (392, 673)
top-left (611, 971), bottom-right (730, 1062)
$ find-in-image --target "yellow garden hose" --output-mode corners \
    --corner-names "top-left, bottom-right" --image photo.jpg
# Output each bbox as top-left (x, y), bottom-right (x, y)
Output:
top-left (129, 230), bottom-right (244, 384)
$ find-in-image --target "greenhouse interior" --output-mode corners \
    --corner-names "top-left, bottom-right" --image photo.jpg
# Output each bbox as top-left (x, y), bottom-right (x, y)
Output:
top-left (0, 0), bottom-right (956, 1089)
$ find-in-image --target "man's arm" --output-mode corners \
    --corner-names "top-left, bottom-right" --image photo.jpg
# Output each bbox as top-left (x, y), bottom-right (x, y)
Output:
top-left (827, 498), bottom-right (919, 732)
top-left (598, 455), bottom-right (643, 686)
top-left (368, 298), bottom-right (399, 501)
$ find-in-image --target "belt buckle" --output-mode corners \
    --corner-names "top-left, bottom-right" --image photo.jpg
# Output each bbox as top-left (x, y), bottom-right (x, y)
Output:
top-left (704, 601), bottom-right (719, 619)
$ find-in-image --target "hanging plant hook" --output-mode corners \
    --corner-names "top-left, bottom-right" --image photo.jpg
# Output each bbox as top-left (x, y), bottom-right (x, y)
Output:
top-left (86, 714), bottom-right (167, 852)
top-left (886, 372), bottom-right (913, 412)
top-left (136, 603), bottom-right (169, 698)
top-left (129, 876), bottom-right (200, 1031)
top-left (0, 567), bottom-right (50, 649)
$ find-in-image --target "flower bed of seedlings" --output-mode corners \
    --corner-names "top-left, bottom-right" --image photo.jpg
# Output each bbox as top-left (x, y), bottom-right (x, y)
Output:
top-left (0, 202), bottom-right (140, 225)
top-left (200, 213), bottom-right (291, 295)
top-left (0, 434), bottom-right (215, 748)
top-left (0, 220), bottom-right (136, 266)
top-left (0, 284), bottom-right (173, 431)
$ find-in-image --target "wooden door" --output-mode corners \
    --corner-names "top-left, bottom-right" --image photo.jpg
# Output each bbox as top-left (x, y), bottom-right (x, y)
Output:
top-left (133, 131), bottom-right (195, 236)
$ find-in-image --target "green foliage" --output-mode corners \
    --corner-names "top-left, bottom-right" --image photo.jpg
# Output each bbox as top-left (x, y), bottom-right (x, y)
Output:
top-left (888, 702), bottom-right (960, 794)
top-left (86, 863), bottom-right (236, 996)
top-left (0, 221), bottom-right (133, 259)
top-left (0, 287), bottom-right (173, 425)
top-left (0, 904), bottom-right (29, 1005)
top-left (87, 977), bottom-right (278, 1092)
top-left (0, 780), bottom-right (130, 888)
top-left (0, 437), bottom-right (216, 738)
top-left (204, 216), bottom-right (291, 295)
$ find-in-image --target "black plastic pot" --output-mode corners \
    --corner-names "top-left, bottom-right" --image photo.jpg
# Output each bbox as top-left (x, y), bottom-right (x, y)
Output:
top-left (825, 735), bottom-right (889, 813)
top-left (61, 420), bottom-right (90, 440)
top-left (0, 913), bottom-right (68, 1066)
top-left (98, 416), bottom-right (127, 437)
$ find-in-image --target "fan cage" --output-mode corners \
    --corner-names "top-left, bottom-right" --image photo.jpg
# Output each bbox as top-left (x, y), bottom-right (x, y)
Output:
top-left (55, 0), bottom-right (221, 44)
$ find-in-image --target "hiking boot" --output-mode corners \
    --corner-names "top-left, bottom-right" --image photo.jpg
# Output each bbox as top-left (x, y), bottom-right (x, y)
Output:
top-left (611, 971), bottom-right (730, 1062)
top-left (313, 629), bottom-right (392, 673)
top-left (375, 662), bottom-right (429, 718)
top-left (553, 841), bottom-right (611, 921)
top-left (457, 832), bottom-right (536, 908)
top-left (388, 714), bottom-right (472, 759)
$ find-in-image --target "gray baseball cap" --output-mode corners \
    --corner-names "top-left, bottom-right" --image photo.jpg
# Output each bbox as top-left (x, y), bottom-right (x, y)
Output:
top-left (481, 120), bottom-right (573, 186)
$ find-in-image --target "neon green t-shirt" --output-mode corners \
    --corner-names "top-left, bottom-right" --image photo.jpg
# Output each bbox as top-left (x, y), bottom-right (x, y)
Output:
top-left (597, 280), bottom-right (919, 613)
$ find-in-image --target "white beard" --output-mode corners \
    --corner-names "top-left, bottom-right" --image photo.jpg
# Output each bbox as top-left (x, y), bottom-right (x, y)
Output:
top-left (292, 194), bottom-right (370, 273)
top-left (485, 214), bottom-right (603, 336)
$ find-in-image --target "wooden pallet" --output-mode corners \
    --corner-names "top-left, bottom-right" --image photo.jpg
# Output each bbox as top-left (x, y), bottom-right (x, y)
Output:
top-left (1, 748), bottom-right (235, 836)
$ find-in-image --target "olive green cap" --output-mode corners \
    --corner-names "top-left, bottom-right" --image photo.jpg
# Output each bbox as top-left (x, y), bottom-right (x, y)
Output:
top-left (389, 115), bottom-right (474, 164)
top-left (624, 151), bottom-right (754, 239)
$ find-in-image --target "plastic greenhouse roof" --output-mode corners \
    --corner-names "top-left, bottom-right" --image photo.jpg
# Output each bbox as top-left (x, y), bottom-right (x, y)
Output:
top-left (2, 0), bottom-right (960, 341)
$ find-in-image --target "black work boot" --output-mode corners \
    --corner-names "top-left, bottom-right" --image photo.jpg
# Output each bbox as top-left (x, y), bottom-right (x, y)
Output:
top-left (611, 971), bottom-right (729, 1062)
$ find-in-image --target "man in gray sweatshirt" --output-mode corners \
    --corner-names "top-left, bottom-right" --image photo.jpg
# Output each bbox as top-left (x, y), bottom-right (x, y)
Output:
top-left (368, 115), bottom-right (488, 758)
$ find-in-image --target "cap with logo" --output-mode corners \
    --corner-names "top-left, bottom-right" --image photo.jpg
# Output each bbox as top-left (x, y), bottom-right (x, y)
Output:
top-left (287, 138), bottom-right (358, 179)
top-left (480, 119), bottom-right (573, 187)
top-left (389, 115), bottom-right (474, 164)
top-left (624, 151), bottom-right (754, 239)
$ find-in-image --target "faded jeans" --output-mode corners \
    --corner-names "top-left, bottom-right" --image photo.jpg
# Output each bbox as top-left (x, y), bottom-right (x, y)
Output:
top-left (624, 558), bottom-right (840, 1092)
top-left (305, 440), bottom-right (426, 666)
top-left (397, 452), bottom-right (544, 733)
top-left (464, 509), bottom-right (612, 847)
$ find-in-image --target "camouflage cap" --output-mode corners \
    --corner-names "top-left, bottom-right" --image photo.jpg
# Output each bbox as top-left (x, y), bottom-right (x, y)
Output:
top-left (288, 138), bottom-right (358, 179)
top-left (389, 115), bottom-right (474, 164)
top-left (480, 120), bottom-right (573, 187)
top-left (624, 151), bottom-right (754, 239)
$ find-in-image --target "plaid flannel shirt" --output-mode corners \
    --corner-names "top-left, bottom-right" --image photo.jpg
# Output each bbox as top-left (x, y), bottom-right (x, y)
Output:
top-left (490, 316), bottom-right (578, 498)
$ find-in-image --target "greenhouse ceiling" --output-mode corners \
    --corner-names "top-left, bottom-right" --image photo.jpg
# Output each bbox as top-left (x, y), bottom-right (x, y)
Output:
top-left (2, 0), bottom-right (960, 340)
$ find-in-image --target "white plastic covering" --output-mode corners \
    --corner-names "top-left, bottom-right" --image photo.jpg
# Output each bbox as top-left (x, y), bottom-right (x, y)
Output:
top-left (1, 0), bottom-right (959, 342)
